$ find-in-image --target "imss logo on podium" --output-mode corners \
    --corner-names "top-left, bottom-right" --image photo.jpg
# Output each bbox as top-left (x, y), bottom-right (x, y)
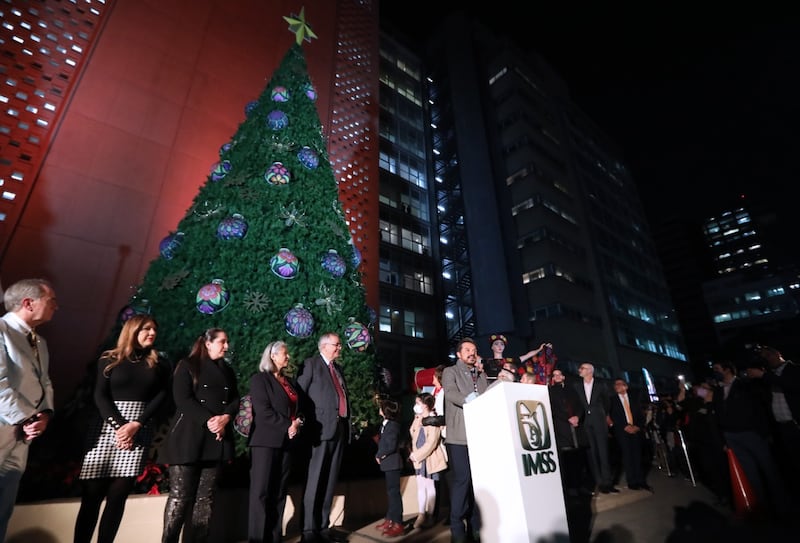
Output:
top-left (516, 400), bottom-right (557, 476)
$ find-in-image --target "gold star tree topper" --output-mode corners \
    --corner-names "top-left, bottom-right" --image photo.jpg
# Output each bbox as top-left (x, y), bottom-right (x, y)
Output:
top-left (283, 6), bottom-right (318, 45)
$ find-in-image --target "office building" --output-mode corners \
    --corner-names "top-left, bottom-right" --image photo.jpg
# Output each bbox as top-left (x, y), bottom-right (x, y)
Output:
top-left (424, 13), bottom-right (687, 388)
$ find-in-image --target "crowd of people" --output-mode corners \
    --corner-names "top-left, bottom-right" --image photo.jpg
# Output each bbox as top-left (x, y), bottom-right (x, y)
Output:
top-left (2, 278), bottom-right (798, 542)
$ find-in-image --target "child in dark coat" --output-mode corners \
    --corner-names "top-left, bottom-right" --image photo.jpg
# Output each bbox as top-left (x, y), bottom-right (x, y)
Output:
top-left (374, 398), bottom-right (404, 537)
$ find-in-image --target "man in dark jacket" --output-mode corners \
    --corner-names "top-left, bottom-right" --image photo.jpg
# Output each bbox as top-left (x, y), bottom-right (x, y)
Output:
top-left (297, 333), bottom-right (350, 543)
top-left (712, 360), bottom-right (789, 516)
top-left (574, 363), bottom-right (618, 494)
top-left (609, 379), bottom-right (651, 491)
top-left (746, 346), bottom-right (800, 503)
top-left (548, 369), bottom-right (589, 497)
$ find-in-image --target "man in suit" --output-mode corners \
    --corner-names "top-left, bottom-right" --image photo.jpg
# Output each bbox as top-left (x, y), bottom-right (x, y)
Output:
top-left (609, 378), bottom-right (651, 491)
top-left (443, 338), bottom-right (487, 543)
top-left (0, 278), bottom-right (58, 541)
top-left (575, 362), bottom-right (618, 493)
top-left (548, 369), bottom-right (589, 497)
top-left (297, 332), bottom-right (349, 543)
top-left (747, 345), bottom-right (800, 501)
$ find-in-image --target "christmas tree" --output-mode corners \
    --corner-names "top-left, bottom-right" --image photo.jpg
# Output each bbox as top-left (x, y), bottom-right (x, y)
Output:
top-left (117, 9), bottom-right (380, 446)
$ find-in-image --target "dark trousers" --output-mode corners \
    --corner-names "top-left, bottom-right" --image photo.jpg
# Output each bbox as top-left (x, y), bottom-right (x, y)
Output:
top-left (162, 463), bottom-right (219, 543)
top-left (584, 421), bottom-right (612, 488)
top-left (248, 446), bottom-right (292, 543)
top-left (774, 421), bottom-right (800, 502)
top-left (302, 419), bottom-right (346, 536)
top-left (74, 477), bottom-right (136, 543)
top-left (558, 447), bottom-right (588, 493)
top-left (614, 429), bottom-right (645, 487)
top-left (383, 468), bottom-right (402, 523)
top-left (445, 443), bottom-right (480, 541)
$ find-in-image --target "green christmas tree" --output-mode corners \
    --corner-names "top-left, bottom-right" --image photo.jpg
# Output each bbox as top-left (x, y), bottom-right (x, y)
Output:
top-left (118, 15), bottom-right (380, 449)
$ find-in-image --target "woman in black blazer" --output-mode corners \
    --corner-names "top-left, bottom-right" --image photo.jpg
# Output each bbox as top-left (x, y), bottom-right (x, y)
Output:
top-left (247, 340), bottom-right (304, 543)
top-left (161, 328), bottom-right (239, 543)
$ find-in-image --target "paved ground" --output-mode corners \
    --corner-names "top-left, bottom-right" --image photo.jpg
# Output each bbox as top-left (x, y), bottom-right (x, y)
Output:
top-left (286, 468), bottom-right (795, 543)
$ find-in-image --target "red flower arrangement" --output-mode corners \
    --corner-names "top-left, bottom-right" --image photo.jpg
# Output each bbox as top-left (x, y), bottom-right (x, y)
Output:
top-left (135, 460), bottom-right (169, 495)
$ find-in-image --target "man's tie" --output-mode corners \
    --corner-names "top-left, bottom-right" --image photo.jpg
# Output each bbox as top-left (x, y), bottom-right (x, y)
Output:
top-left (623, 394), bottom-right (633, 425)
top-left (328, 362), bottom-right (347, 417)
top-left (27, 330), bottom-right (40, 364)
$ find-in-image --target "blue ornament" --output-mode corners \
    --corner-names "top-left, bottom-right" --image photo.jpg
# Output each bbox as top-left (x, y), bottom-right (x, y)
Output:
top-left (285, 304), bottom-right (314, 338)
top-left (271, 86), bottom-right (290, 102)
top-left (211, 160), bottom-right (232, 181)
top-left (245, 100), bottom-right (259, 116)
top-left (219, 142), bottom-right (232, 156)
top-left (297, 146), bottom-right (318, 169)
top-left (159, 231), bottom-right (185, 260)
top-left (267, 110), bottom-right (289, 131)
top-left (321, 249), bottom-right (346, 278)
top-left (217, 213), bottom-right (248, 240)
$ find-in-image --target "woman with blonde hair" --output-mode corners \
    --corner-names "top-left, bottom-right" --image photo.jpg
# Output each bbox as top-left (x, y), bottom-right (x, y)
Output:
top-left (74, 315), bottom-right (170, 543)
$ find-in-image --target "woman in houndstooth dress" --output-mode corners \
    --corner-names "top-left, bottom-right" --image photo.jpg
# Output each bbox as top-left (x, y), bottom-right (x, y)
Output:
top-left (74, 315), bottom-right (170, 543)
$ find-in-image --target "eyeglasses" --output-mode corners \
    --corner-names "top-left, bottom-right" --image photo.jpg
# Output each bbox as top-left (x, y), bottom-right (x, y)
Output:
top-left (325, 342), bottom-right (342, 348)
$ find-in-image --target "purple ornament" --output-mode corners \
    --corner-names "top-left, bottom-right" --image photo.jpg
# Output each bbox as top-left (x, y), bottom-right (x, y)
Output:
top-left (245, 100), bottom-right (259, 116)
top-left (264, 162), bottom-right (291, 185)
top-left (285, 304), bottom-right (314, 338)
top-left (219, 142), bottom-right (232, 156)
top-left (217, 214), bottom-right (248, 240)
top-left (196, 279), bottom-right (230, 315)
top-left (267, 110), bottom-right (289, 131)
top-left (343, 319), bottom-right (371, 352)
top-left (271, 86), bottom-right (290, 102)
top-left (159, 231), bottom-right (184, 260)
top-left (211, 160), bottom-right (232, 181)
top-left (321, 249), bottom-right (346, 278)
top-left (269, 248), bottom-right (299, 279)
top-left (303, 82), bottom-right (317, 102)
top-left (118, 302), bottom-right (149, 324)
top-left (297, 146), bottom-right (318, 169)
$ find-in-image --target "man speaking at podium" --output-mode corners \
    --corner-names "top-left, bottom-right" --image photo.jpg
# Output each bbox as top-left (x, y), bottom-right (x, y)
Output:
top-left (442, 338), bottom-right (488, 543)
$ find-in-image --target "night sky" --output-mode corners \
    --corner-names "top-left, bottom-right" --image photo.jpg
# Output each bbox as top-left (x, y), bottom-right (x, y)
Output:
top-left (382, 3), bottom-right (800, 265)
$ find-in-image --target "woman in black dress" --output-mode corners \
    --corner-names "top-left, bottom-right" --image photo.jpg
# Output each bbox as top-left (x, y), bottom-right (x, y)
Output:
top-left (160, 328), bottom-right (238, 543)
top-left (247, 340), bottom-right (304, 543)
top-left (74, 315), bottom-right (170, 543)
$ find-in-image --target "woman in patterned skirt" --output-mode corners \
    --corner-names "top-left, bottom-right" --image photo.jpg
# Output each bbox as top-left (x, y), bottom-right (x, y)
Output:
top-left (74, 315), bottom-right (170, 543)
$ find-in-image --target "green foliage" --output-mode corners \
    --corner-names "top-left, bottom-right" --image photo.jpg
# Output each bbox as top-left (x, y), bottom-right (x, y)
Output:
top-left (121, 44), bottom-right (380, 453)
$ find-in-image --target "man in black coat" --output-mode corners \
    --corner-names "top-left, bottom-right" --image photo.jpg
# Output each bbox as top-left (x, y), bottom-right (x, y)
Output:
top-left (574, 363), bottom-right (618, 493)
top-left (746, 345), bottom-right (800, 503)
top-left (609, 379), bottom-right (651, 491)
top-left (548, 369), bottom-right (589, 497)
top-left (296, 333), bottom-right (350, 543)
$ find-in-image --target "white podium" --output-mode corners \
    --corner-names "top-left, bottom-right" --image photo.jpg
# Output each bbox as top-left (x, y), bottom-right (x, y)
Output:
top-left (464, 381), bottom-right (569, 543)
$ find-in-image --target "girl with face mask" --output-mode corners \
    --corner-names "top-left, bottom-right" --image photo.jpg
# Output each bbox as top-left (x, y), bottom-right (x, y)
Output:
top-left (407, 393), bottom-right (447, 530)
